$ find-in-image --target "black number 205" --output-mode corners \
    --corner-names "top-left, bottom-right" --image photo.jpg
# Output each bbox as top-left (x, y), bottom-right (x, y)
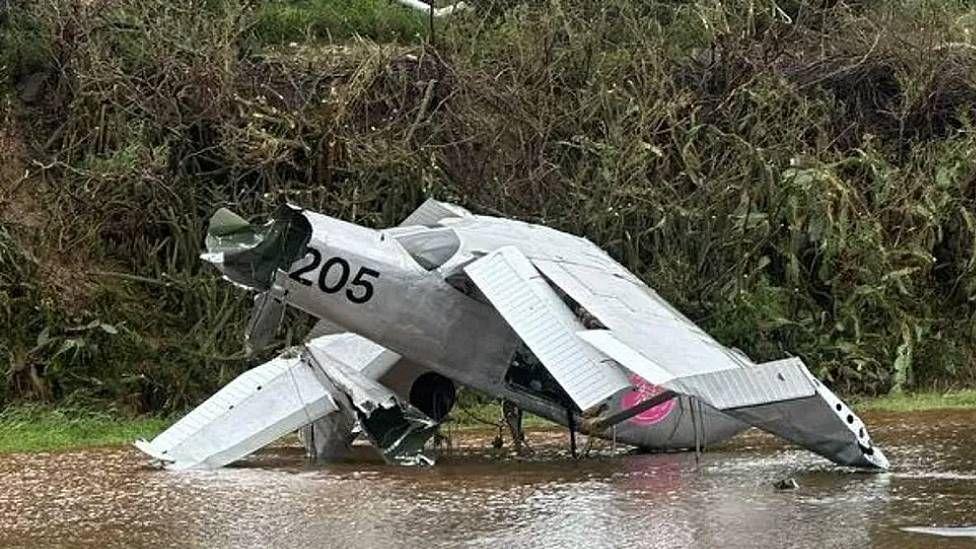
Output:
top-left (288, 250), bottom-right (380, 304)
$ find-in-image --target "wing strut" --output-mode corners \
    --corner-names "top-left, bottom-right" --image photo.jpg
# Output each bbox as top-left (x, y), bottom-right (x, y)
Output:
top-left (581, 390), bottom-right (678, 433)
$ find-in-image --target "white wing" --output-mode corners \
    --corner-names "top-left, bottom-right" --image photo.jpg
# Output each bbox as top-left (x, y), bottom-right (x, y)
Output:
top-left (134, 333), bottom-right (431, 469)
top-left (446, 211), bottom-right (888, 469)
top-left (134, 353), bottom-right (337, 470)
top-left (463, 246), bottom-right (630, 412)
top-left (447, 214), bottom-right (744, 379)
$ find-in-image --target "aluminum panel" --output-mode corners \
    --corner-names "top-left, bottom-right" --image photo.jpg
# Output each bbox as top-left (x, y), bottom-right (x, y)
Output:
top-left (135, 355), bottom-right (336, 470)
top-left (465, 246), bottom-right (629, 412)
top-left (577, 329), bottom-right (674, 386)
top-left (532, 258), bottom-right (749, 378)
top-left (668, 357), bottom-right (816, 410)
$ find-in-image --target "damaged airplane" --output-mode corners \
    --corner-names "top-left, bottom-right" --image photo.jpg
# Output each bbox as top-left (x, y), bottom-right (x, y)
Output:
top-left (135, 199), bottom-right (889, 471)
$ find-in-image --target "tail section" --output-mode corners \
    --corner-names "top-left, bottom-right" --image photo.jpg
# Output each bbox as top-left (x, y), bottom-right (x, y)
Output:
top-left (201, 204), bottom-right (311, 291)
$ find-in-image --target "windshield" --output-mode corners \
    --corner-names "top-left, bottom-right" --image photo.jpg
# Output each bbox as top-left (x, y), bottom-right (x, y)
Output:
top-left (393, 227), bottom-right (461, 271)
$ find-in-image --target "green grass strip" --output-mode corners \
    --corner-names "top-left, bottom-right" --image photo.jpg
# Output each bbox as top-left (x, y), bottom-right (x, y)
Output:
top-left (0, 406), bottom-right (168, 454)
top-left (857, 390), bottom-right (976, 413)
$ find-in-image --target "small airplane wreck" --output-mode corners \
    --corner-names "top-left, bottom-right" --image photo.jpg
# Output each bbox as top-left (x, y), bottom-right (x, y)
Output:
top-left (136, 199), bottom-right (888, 471)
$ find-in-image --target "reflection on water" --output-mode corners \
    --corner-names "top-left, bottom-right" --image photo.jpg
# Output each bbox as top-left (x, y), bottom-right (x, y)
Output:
top-left (902, 526), bottom-right (976, 538)
top-left (1, 411), bottom-right (975, 548)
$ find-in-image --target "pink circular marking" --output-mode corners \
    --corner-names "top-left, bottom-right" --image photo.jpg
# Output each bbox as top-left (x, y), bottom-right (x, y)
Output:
top-left (621, 374), bottom-right (675, 425)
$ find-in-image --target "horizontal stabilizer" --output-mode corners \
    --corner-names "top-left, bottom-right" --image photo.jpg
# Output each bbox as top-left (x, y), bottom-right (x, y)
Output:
top-left (135, 355), bottom-right (337, 470)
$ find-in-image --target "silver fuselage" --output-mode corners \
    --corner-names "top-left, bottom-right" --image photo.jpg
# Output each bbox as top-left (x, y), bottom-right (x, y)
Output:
top-left (282, 212), bottom-right (745, 449)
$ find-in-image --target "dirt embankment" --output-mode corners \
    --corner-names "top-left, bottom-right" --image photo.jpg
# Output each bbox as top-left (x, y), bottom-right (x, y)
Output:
top-left (1, 0), bottom-right (976, 412)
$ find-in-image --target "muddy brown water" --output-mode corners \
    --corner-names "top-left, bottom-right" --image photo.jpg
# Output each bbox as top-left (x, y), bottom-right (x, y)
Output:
top-left (1, 411), bottom-right (975, 548)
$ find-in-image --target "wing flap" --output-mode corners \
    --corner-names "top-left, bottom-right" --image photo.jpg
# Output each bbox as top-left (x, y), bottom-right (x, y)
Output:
top-left (533, 258), bottom-right (747, 378)
top-left (464, 247), bottom-right (630, 412)
top-left (577, 330), bottom-right (814, 409)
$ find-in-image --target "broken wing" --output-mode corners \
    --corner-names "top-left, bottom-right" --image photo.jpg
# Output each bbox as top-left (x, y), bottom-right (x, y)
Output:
top-left (135, 333), bottom-right (438, 469)
top-left (532, 257), bottom-right (888, 469)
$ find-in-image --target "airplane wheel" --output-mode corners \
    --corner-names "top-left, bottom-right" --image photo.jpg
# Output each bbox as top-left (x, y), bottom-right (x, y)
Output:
top-left (409, 372), bottom-right (456, 422)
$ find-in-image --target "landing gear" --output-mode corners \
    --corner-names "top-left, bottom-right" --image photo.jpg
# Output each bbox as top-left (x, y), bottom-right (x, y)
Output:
top-left (502, 400), bottom-right (533, 456)
top-left (567, 406), bottom-right (578, 459)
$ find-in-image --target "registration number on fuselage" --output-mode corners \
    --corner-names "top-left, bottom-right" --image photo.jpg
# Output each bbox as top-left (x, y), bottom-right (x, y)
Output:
top-left (288, 249), bottom-right (380, 304)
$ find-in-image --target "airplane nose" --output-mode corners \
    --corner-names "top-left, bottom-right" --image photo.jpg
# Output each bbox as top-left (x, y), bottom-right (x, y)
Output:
top-left (201, 204), bottom-right (311, 290)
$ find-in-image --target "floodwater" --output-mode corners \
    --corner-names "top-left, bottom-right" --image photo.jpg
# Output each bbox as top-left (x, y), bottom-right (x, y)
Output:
top-left (1, 411), bottom-right (975, 548)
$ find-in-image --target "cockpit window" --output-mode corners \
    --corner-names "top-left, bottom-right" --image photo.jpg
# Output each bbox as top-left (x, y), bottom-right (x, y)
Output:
top-left (394, 227), bottom-right (461, 271)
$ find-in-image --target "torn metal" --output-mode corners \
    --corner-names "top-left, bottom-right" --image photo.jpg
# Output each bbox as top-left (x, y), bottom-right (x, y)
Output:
top-left (201, 205), bottom-right (310, 291)
top-left (304, 342), bottom-right (438, 466)
top-left (137, 198), bottom-right (888, 471)
top-left (244, 270), bottom-right (290, 353)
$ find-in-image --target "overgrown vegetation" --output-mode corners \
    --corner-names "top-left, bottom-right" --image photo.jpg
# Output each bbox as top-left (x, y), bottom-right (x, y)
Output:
top-left (253, 0), bottom-right (428, 43)
top-left (1, 0), bottom-right (975, 416)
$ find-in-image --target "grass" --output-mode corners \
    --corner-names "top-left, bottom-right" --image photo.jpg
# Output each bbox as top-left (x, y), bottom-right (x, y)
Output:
top-left (449, 400), bottom-right (554, 430)
top-left (0, 406), bottom-right (168, 454)
top-left (253, 0), bottom-right (428, 44)
top-left (857, 389), bottom-right (976, 413)
top-left (0, 401), bottom-right (552, 454)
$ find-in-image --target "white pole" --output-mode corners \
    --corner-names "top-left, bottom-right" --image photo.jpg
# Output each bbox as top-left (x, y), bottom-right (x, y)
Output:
top-left (391, 0), bottom-right (469, 17)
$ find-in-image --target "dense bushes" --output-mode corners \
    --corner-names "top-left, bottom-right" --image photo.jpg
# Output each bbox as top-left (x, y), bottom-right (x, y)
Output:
top-left (1, 0), bottom-right (975, 412)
